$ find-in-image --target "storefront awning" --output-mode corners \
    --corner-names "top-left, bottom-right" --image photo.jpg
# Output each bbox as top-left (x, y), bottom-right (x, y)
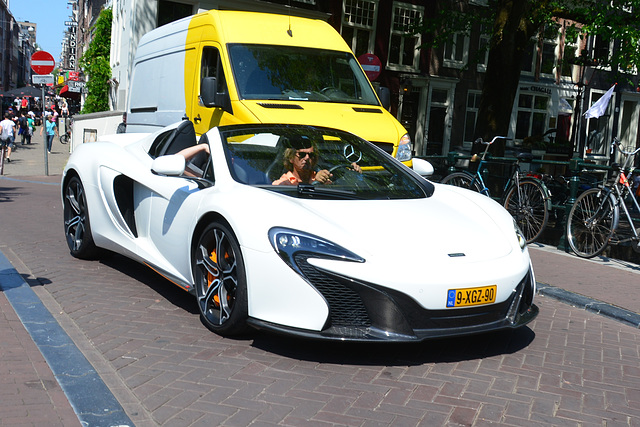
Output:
top-left (59, 84), bottom-right (81, 100)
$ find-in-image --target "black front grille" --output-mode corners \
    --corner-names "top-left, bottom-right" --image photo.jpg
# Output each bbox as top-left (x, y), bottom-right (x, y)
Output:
top-left (294, 255), bottom-right (371, 328)
top-left (370, 141), bottom-right (394, 154)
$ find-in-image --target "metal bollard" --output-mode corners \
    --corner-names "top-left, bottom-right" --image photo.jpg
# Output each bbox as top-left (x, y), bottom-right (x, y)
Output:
top-left (447, 151), bottom-right (459, 173)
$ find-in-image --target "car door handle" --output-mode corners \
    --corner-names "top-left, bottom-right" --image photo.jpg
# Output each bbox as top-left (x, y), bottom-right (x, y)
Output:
top-left (194, 114), bottom-right (202, 124)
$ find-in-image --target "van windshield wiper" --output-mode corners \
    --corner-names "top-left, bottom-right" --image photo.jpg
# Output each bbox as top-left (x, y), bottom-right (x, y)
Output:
top-left (297, 183), bottom-right (360, 199)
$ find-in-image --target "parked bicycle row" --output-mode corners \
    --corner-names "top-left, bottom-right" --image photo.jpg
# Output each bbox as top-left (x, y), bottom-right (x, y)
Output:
top-left (429, 137), bottom-right (640, 259)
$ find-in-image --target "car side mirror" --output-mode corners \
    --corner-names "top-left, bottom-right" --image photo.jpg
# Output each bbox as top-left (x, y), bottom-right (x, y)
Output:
top-left (151, 154), bottom-right (186, 176)
top-left (412, 158), bottom-right (434, 177)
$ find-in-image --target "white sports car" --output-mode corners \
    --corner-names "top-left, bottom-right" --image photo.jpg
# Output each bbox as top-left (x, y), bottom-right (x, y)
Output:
top-left (62, 121), bottom-right (538, 341)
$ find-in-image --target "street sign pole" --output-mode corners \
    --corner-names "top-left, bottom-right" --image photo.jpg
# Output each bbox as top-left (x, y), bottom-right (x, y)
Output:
top-left (43, 85), bottom-right (48, 176)
top-left (31, 51), bottom-right (55, 176)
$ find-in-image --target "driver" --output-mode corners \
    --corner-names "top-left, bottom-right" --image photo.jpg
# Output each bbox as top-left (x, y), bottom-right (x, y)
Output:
top-left (272, 135), bottom-right (360, 185)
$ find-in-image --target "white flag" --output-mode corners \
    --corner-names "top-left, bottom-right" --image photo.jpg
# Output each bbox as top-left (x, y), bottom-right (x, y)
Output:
top-left (584, 84), bottom-right (616, 119)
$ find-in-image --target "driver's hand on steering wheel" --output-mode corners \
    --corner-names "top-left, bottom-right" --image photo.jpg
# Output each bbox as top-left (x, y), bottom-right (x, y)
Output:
top-left (315, 169), bottom-right (333, 184)
top-left (351, 162), bottom-right (362, 173)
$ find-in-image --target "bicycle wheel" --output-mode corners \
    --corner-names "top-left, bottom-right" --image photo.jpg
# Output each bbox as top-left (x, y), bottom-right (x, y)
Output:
top-left (60, 134), bottom-right (68, 144)
top-left (441, 172), bottom-right (483, 193)
top-left (566, 188), bottom-right (618, 258)
top-left (503, 178), bottom-right (549, 243)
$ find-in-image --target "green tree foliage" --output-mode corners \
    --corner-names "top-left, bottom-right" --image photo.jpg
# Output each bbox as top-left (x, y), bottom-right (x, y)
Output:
top-left (415, 0), bottom-right (640, 148)
top-left (79, 7), bottom-right (112, 113)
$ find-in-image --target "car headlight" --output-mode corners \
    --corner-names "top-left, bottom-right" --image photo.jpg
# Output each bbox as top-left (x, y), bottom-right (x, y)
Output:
top-left (514, 220), bottom-right (526, 250)
top-left (269, 227), bottom-right (364, 275)
top-left (395, 133), bottom-right (412, 162)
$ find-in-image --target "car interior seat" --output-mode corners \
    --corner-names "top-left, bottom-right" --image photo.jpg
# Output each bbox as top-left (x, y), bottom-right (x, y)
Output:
top-left (162, 120), bottom-right (197, 157)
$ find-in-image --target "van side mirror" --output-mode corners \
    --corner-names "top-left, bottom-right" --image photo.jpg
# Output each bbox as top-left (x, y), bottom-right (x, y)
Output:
top-left (201, 77), bottom-right (220, 108)
top-left (377, 86), bottom-right (391, 110)
top-left (201, 77), bottom-right (232, 114)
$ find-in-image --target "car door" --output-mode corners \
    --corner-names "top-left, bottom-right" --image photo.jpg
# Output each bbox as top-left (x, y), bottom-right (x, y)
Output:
top-left (141, 123), bottom-right (214, 287)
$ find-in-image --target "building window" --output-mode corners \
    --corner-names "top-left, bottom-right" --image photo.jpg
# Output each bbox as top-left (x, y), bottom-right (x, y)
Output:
top-left (590, 34), bottom-right (613, 68)
top-left (443, 33), bottom-right (469, 69)
top-left (342, 0), bottom-right (378, 57)
top-left (540, 24), bottom-right (560, 77)
top-left (521, 41), bottom-right (536, 75)
top-left (464, 91), bottom-right (482, 146)
top-left (476, 25), bottom-right (490, 72)
top-left (387, 2), bottom-right (423, 71)
top-left (515, 93), bottom-right (549, 142)
top-left (157, 0), bottom-right (193, 27)
top-left (585, 90), bottom-right (613, 156)
top-left (561, 42), bottom-right (577, 78)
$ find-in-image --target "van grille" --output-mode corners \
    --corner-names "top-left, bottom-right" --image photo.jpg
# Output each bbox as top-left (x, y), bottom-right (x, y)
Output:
top-left (370, 141), bottom-right (394, 154)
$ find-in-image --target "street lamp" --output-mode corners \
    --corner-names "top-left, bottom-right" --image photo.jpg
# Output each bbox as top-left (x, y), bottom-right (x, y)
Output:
top-left (569, 49), bottom-right (597, 158)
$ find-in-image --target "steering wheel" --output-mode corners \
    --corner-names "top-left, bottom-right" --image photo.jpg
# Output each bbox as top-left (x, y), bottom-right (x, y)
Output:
top-left (327, 164), bottom-right (356, 181)
top-left (320, 86), bottom-right (349, 98)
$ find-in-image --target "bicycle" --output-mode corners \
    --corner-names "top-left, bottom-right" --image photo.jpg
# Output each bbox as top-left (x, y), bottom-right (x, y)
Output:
top-left (441, 136), bottom-right (551, 243)
top-left (59, 117), bottom-right (72, 144)
top-left (566, 138), bottom-right (640, 258)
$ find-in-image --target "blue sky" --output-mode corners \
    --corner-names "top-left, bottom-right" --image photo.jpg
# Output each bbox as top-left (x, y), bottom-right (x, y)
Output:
top-left (9, 0), bottom-right (75, 63)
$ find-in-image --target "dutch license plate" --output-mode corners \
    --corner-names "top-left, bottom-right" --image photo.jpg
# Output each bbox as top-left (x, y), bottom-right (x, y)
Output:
top-left (447, 285), bottom-right (497, 308)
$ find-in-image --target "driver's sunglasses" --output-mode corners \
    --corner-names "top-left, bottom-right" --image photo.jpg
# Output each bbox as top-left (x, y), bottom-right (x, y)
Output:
top-left (296, 151), bottom-right (317, 159)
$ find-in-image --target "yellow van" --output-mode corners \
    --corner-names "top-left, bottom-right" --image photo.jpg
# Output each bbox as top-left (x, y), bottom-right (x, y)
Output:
top-left (127, 10), bottom-right (412, 163)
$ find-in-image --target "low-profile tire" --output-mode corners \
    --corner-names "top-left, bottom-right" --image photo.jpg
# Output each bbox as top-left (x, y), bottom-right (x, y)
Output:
top-left (193, 221), bottom-right (249, 336)
top-left (63, 175), bottom-right (99, 259)
top-left (440, 172), bottom-right (483, 193)
top-left (566, 188), bottom-right (618, 258)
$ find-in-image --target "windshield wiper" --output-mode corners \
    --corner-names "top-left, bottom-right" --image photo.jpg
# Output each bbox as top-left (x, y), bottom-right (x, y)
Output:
top-left (297, 183), bottom-right (360, 199)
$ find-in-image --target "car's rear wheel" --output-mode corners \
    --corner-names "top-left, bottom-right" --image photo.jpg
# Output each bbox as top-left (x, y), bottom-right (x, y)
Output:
top-left (63, 175), bottom-right (98, 259)
top-left (193, 221), bottom-right (248, 335)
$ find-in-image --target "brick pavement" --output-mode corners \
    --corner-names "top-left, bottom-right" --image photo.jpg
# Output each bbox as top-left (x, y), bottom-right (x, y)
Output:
top-left (0, 133), bottom-right (639, 426)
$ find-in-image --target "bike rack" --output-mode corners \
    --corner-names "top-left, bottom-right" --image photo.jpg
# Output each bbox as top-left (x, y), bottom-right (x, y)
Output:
top-left (422, 152), bottom-right (638, 252)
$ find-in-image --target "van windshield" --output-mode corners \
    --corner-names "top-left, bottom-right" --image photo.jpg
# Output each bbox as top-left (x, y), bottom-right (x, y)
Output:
top-left (228, 44), bottom-right (380, 105)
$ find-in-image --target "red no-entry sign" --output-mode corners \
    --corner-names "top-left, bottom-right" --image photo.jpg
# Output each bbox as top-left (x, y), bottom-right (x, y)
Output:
top-left (31, 51), bottom-right (55, 75)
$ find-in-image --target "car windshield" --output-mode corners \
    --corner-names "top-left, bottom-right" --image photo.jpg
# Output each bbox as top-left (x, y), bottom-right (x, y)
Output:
top-left (228, 44), bottom-right (380, 105)
top-left (220, 125), bottom-right (430, 200)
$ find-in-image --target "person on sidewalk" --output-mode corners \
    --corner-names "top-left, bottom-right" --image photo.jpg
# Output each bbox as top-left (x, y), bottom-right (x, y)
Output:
top-left (40, 115), bottom-right (58, 153)
top-left (0, 113), bottom-right (16, 163)
top-left (18, 113), bottom-right (29, 145)
top-left (25, 114), bottom-right (35, 145)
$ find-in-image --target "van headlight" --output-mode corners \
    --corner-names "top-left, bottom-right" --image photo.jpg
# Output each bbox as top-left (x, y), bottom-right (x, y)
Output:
top-left (395, 133), bottom-right (412, 162)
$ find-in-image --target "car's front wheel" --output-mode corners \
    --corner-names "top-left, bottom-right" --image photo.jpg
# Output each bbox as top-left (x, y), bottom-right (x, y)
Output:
top-left (193, 221), bottom-right (248, 336)
top-left (63, 175), bottom-right (98, 259)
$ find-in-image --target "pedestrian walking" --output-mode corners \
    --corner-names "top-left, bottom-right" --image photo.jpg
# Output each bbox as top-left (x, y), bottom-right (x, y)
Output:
top-left (40, 115), bottom-right (58, 153)
top-left (25, 114), bottom-right (35, 145)
top-left (18, 112), bottom-right (29, 145)
top-left (1, 113), bottom-right (16, 163)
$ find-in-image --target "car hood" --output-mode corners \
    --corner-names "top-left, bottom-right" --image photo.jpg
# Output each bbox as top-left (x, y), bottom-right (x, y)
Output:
top-left (308, 187), bottom-right (513, 264)
top-left (234, 183), bottom-right (515, 264)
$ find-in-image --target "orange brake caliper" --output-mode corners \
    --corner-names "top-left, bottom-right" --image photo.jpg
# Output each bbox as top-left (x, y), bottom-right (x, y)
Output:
top-left (207, 250), bottom-right (220, 307)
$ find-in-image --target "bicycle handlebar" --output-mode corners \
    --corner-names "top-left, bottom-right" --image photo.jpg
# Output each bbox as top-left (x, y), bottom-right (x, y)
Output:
top-left (611, 137), bottom-right (640, 156)
top-left (475, 136), bottom-right (510, 146)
